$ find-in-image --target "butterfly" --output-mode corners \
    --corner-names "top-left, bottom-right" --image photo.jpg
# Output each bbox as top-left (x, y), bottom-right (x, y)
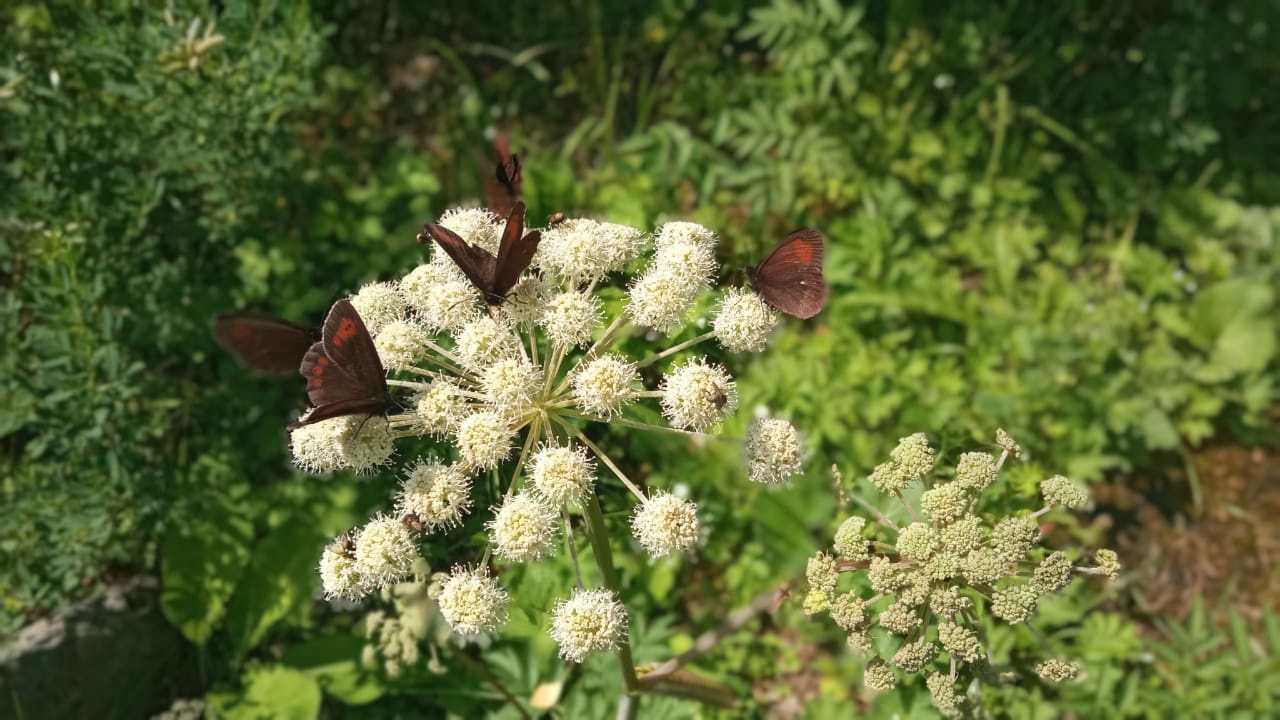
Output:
top-left (213, 312), bottom-right (315, 374)
top-left (484, 132), bottom-right (522, 217)
top-left (747, 228), bottom-right (827, 319)
top-left (288, 299), bottom-right (396, 429)
top-left (421, 200), bottom-right (542, 306)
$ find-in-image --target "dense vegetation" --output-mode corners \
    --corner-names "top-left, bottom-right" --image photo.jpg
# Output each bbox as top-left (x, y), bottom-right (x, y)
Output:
top-left (3, 0), bottom-right (1277, 717)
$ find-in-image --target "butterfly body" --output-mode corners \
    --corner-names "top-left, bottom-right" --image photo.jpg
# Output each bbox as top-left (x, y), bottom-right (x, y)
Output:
top-left (213, 312), bottom-right (315, 374)
top-left (748, 228), bottom-right (827, 319)
top-left (289, 299), bottom-right (395, 429)
top-left (423, 201), bottom-right (541, 306)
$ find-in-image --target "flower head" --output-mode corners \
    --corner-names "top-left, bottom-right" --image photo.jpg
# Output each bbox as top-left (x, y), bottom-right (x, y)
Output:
top-left (537, 218), bottom-right (646, 282)
top-left (502, 276), bottom-right (551, 324)
top-left (833, 516), bottom-right (869, 561)
top-left (456, 411), bottom-right (514, 470)
top-left (1041, 474), bottom-right (1090, 509)
top-left (744, 417), bottom-right (803, 483)
top-left (374, 319), bottom-right (430, 371)
top-left (319, 533), bottom-right (366, 600)
top-left (350, 281), bottom-right (406, 335)
top-left (1036, 658), bottom-right (1081, 683)
top-left (954, 451), bottom-right (997, 491)
top-left (397, 460), bottom-right (472, 531)
top-left (631, 493), bottom-right (699, 557)
top-left (436, 207), bottom-right (502, 252)
top-left (437, 566), bottom-right (509, 636)
top-left (572, 355), bottom-right (638, 416)
top-left (889, 433), bottom-right (935, 481)
top-left (413, 381), bottom-right (467, 435)
top-left (549, 588), bottom-right (628, 663)
top-left (541, 290), bottom-right (600, 347)
top-left (401, 263), bottom-right (481, 331)
top-left (660, 358), bottom-right (737, 430)
top-left (455, 316), bottom-right (519, 370)
top-left (488, 494), bottom-right (558, 562)
top-left (354, 515), bottom-right (418, 588)
top-left (713, 288), bottom-right (777, 352)
top-left (529, 444), bottom-right (596, 507)
top-left (290, 415), bottom-right (396, 474)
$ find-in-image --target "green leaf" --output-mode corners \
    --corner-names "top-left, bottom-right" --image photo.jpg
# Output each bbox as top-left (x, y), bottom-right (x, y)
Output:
top-left (283, 635), bottom-right (385, 705)
top-left (239, 665), bottom-right (322, 720)
top-left (160, 502), bottom-right (253, 645)
top-left (224, 516), bottom-right (327, 658)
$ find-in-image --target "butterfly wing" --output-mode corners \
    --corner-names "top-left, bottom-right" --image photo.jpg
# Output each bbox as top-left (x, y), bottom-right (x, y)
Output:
top-left (425, 222), bottom-right (498, 296)
top-left (749, 228), bottom-right (827, 319)
top-left (213, 312), bottom-right (314, 374)
top-left (484, 133), bottom-right (522, 216)
top-left (290, 300), bottom-right (391, 428)
top-left (492, 201), bottom-right (541, 299)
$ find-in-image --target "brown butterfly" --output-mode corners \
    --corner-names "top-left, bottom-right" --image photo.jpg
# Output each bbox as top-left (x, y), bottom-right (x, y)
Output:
top-left (213, 312), bottom-right (315, 374)
top-left (288, 299), bottom-right (395, 429)
top-left (747, 228), bottom-right (827, 319)
top-left (484, 132), bottom-right (522, 217)
top-left (421, 200), bottom-right (542, 306)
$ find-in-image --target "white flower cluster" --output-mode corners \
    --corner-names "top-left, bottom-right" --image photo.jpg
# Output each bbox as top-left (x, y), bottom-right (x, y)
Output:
top-left (288, 207), bottom-right (817, 662)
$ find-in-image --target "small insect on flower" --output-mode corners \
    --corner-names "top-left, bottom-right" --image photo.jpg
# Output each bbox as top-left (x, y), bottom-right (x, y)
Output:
top-left (319, 532), bottom-right (366, 600)
top-left (547, 212), bottom-right (566, 226)
top-left (660, 358), bottom-right (737, 430)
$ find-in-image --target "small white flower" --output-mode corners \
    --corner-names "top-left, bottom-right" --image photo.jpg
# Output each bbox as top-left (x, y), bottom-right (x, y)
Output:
top-left (502, 276), bottom-right (551, 324)
top-left (413, 381), bottom-right (467, 435)
top-left (541, 290), bottom-right (601, 347)
top-left (660, 357), bottom-right (737, 430)
top-left (537, 218), bottom-right (646, 282)
top-left (528, 444), bottom-right (596, 506)
top-left (401, 263), bottom-right (481, 332)
top-left (631, 493), bottom-right (699, 557)
top-left (456, 411), bottom-right (514, 470)
top-left (627, 269), bottom-right (699, 335)
top-left (572, 354), bottom-right (638, 416)
top-left (455, 316), bottom-right (520, 370)
top-left (480, 357), bottom-right (542, 411)
top-left (714, 287), bottom-right (778, 352)
top-left (744, 417), bottom-right (803, 483)
top-left (374, 319), bottom-right (430, 371)
top-left (653, 240), bottom-right (717, 290)
top-left (437, 566), bottom-right (509, 636)
top-left (290, 415), bottom-right (396, 475)
top-left (354, 515), bottom-right (418, 588)
top-left (487, 493), bottom-right (558, 562)
top-left (318, 533), bottom-right (367, 600)
top-left (654, 221), bottom-right (718, 252)
top-left (437, 207), bottom-right (502, 253)
top-left (549, 588), bottom-right (628, 662)
top-left (396, 460), bottom-right (473, 531)
top-left (350, 281), bottom-right (406, 335)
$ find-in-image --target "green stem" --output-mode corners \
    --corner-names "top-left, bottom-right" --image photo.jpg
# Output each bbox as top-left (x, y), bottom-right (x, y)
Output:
top-left (635, 331), bottom-right (716, 369)
top-left (582, 493), bottom-right (640, 696)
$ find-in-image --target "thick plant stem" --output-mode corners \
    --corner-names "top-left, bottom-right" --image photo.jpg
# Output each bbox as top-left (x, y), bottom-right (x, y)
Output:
top-left (583, 493), bottom-right (640, 697)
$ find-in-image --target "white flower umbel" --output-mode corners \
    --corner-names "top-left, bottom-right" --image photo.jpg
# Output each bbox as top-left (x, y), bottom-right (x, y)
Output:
top-left (353, 515), bottom-right (417, 588)
top-left (350, 281), bottom-right (407, 335)
top-left (660, 358), bottom-right (737, 430)
top-left (397, 460), bottom-right (472, 532)
top-left (488, 493), bottom-right (558, 562)
top-left (294, 207), bottom-right (824, 681)
top-left (529, 444), bottom-right (596, 507)
top-left (549, 588), bottom-right (628, 663)
top-left (290, 415), bottom-right (396, 474)
top-left (744, 417), bottom-right (803, 483)
top-left (631, 493), bottom-right (699, 557)
top-left (437, 565), bottom-right (509, 636)
top-left (714, 287), bottom-right (778, 352)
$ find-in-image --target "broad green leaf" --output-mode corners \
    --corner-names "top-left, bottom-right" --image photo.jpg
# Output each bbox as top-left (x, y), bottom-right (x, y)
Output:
top-left (160, 502), bottom-right (253, 645)
top-left (282, 635), bottom-right (385, 705)
top-left (224, 516), bottom-right (327, 658)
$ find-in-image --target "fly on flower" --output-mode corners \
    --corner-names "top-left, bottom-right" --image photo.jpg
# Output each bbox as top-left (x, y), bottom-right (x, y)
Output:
top-left (289, 299), bottom-right (396, 429)
top-left (422, 200), bottom-right (542, 306)
top-left (212, 311), bottom-right (315, 374)
top-left (747, 228), bottom-right (827, 319)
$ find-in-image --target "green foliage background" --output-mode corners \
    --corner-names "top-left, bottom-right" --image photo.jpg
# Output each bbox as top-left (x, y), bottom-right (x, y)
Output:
top-left (2, 0), bottom-right (1277, 717)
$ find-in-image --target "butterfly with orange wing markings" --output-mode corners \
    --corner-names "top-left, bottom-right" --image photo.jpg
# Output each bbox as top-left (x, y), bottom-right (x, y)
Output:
top-left (484, 132), bottom-right (522, 217)
top-left (213, 312), bottom-right (316, 374)
top-left (747, 228), bottom-right (827, 319)
top-left (288, 299), bottom-right (396, 430)
top-left (421, 200), bottom-right (542, 306)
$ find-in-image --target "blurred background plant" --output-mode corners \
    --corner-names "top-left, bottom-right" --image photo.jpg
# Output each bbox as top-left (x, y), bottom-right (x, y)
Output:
top-left (1, 0), bottom-right (1277, 717)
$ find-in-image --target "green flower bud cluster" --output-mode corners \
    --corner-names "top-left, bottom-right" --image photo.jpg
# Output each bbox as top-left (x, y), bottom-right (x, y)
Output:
top-left (808, 428), bottom-right (1121, 716)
